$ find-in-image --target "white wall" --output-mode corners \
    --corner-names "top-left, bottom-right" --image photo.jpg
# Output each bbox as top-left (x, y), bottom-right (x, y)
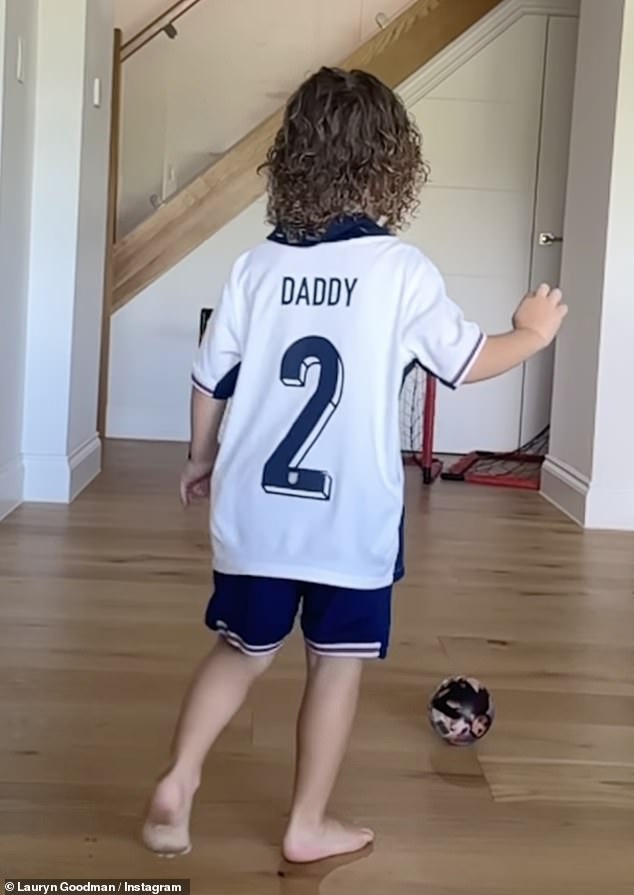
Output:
top-left (115, 0), bottom-right (168, 39)
top-left (546, 0), bottom-right (623, 485)
top-left (68, 0), bottom-right (115, 453)
top-left (117, 0), bottom-right (411, 235)
top-left (408, 14), bottom-right (547, 452)
top-left (22, 0), bottom-right (113, 502)
top-left (544, 0), bottom-right (634, 529)
top-left (0, 0), bottom-right (38, 521)
top-left (592, 0), bottom-right (634, 485)
top-left (108, 197), bottom-right (269, 440)
top-left (115, 0), bottom-right (409, 41)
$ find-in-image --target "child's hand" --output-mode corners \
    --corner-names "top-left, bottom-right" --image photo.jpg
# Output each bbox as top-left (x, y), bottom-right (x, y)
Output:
top-left (180, 460), bottom-right (213, 507)
top-left (512, 283), bottom-right (568, 348)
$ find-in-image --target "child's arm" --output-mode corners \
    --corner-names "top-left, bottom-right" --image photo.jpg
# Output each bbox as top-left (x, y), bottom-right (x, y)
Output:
top-left (465, 283), bottom-right (568, 383)
top-left (183, 258), bottom-right (247, 506)
top-left (180, 389), bottom-right (225, 507)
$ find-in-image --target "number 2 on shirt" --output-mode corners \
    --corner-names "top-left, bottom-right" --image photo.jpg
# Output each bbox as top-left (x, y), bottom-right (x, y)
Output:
top-left (262, 336), bottom-right (344, 500)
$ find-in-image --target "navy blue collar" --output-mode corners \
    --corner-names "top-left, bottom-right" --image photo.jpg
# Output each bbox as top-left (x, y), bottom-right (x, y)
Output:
top-left (268, 216), bottom-right (391, 247)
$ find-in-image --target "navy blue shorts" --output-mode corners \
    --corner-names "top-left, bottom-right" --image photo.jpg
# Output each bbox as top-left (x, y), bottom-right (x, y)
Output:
top-left (205, 572), bottom-right (392, 660)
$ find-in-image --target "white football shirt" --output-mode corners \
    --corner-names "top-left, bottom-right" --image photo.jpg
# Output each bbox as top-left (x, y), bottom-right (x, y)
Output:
top-left (192, 218), bottom-right (485, 589)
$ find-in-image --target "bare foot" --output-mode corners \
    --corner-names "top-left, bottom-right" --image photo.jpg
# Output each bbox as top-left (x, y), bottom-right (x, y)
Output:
top-left (282, 816), bottom-right (374, 864)
top-left (142, 772), bottom-right (198, 857)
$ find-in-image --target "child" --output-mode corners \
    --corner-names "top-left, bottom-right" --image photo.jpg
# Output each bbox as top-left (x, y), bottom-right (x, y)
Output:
top-left (142, 67), bottom-right (567, 862)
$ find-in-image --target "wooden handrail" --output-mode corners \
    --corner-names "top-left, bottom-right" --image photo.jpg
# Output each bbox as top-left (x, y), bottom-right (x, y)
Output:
top-left (98, 29), bottom-right (123, 436)
top-left (121, 0), bottom-right (204, 62)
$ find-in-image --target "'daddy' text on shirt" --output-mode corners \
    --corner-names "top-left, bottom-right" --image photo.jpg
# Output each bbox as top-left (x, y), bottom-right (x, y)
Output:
top-left (281, 277), bottom-right (358, 308)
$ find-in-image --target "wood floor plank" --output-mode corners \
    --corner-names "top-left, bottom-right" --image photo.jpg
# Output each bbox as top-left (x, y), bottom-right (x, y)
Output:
top-left (478, 720), bottom-right (634, 766)
top-left (439, 635), bottom-right (634, 697)
top-left (1, 441), bottom-right (634, 891)
top-left (481, 759), bottom-right (634, 808)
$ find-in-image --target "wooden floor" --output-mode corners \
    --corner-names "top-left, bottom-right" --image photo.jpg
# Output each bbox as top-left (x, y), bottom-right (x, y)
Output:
top-left (2, 441), bottom-right (634, 893)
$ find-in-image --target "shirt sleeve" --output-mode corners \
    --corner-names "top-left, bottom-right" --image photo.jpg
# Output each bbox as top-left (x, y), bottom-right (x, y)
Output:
top-left (191, 258), bottom-right (245, 400)
top-left (402, 255), bottom-right (486, 389)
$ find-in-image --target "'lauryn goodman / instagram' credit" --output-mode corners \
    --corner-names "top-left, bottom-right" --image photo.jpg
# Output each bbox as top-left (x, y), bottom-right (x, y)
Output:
top-left (5, 883), bottom-right (189, 894)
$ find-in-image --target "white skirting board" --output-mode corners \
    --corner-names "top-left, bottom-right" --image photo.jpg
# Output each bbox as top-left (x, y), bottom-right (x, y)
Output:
top-left (541, 456), bottom-right (588, 526)
top-left (0, 458), bottom-right (24, 521)
top-left (23, 435), bottom-right (102, 503)
top-left (542, 456), bottom-right (634, 531)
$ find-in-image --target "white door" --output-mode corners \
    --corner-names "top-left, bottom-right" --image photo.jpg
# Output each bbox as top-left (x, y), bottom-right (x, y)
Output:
top-left (407, 12), bottom-right (578, 454)
top-left (520, 17), bottom-right (579, 444)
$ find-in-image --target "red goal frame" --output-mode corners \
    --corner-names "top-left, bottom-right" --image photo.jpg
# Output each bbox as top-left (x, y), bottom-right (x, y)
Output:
top-left (402, 371), bottom-right (442, 484)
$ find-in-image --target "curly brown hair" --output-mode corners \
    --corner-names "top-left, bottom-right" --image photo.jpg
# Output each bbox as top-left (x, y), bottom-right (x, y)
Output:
top-left (260, 67), bottom-right (429, 242)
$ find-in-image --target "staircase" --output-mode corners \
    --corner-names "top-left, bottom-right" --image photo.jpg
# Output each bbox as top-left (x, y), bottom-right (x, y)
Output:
top-left (109, 0), bottom-right (505, 313)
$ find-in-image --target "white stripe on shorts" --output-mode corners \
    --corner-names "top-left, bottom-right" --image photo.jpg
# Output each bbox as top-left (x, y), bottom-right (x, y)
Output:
top-left (305, 638), bottom-right (382, 659)
top-left (306, 639), bottom-right (382, 651)
top-left (215, 620), bottom-right (283, 657)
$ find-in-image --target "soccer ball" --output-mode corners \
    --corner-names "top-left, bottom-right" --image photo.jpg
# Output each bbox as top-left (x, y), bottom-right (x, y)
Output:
top-left (428, 676), bottom-right (495, 746)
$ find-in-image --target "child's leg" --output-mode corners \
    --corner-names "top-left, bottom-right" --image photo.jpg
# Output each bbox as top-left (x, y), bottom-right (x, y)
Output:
top-left (283, 650), bottom-right (371, 863)
top-left (143, 574), bottom-right (299, 855)
top-left (283, 585), bottom-right (391, 863)
top-left (143, 638), bottom-right (274, 855)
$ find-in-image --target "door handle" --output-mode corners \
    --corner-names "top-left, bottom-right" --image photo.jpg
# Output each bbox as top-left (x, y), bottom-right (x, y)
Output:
top-left (538, 232), bottom-right (563, 246)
